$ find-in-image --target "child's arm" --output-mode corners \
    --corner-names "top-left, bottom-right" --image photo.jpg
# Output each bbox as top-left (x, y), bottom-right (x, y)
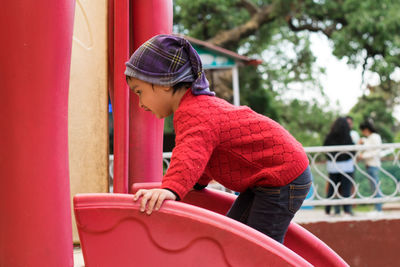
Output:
top-left (133, 188), bottom-right (176, 215)
top-left (161, 109), bottom-right (220, 200)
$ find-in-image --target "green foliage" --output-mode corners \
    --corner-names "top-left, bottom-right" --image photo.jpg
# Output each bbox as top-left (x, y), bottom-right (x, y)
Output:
top-left (354, 162), bottom-right (400, 196)
top-left (395, 132), bottom-right (400, 143)
top-left (292, 0), bottom-right (400, 85)
top-left (173, 0), bottom-right (400, 146)
top-left (164, 115), bottom-right (174, 134)
top-left (238, 64), bottom-right (336, 146)
top-left (350, 94), bottom-right (397, 143)
top-left (239, 65), bottom-right (281, 120)
top-left (277, 99), bottom-right (338, 146)
top-left (331, 0), bottom-right (400, 81)
top-left (174, 0), bottom-right (250, 42)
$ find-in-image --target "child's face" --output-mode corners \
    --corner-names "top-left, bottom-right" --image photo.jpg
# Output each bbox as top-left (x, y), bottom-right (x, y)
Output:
top-left (361, 128), bottom-right (371, 137)
top-left (127, 77), bottom-right (174, 119)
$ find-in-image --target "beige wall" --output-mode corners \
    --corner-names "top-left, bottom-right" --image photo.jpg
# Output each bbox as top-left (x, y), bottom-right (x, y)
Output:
top-left (68, 0), bottom-right (109, 243)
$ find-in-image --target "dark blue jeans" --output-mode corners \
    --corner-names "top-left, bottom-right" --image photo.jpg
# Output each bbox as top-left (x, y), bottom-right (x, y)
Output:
top-left (367, 166), bottom-right (382, 211)
top-left (325, 172), bottom-right (354, 214)
top-left (226, 166), bottom-right (312, 243)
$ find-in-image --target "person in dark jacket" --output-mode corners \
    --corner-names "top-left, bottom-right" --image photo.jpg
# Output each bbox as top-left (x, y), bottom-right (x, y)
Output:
top-left (324, 117), bottom-right (355, 216)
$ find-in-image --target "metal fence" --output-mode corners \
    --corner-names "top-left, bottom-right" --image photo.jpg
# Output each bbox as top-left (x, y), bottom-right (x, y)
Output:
top-left (303, 143), bottom-right (400, 206)
top-left (161, 143), bottom-right (400, 206)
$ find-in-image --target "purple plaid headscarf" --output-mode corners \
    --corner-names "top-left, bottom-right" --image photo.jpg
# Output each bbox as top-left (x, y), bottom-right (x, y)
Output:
top-left (125, 34), bottom-right (215, 96)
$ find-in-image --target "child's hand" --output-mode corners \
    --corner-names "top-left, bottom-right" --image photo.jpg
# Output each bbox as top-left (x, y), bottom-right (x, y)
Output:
top-left (133, 188), bottom-right (177, 215)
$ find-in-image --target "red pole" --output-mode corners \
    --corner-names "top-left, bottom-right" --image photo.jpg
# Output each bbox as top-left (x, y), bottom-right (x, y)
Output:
top-left (0, 1), bottom-right (75, 266)
top-left (129, 0), bottom-right (173, 191)
top-left (112, 0), bottom-right (130, 193)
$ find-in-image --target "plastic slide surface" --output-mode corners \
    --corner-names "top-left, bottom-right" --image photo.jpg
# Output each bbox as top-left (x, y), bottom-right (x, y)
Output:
top-left (74, 193), bottom-right (311, 266)
top-left (131, 183), bottom-right (349, 267)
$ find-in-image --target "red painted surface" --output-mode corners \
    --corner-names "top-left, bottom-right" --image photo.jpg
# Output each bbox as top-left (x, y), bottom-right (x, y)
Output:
top-left (0, 1), bottom-right (75, 266)
top-left (131, 183), bottom-right (349, 267)
top-left (128, 0), bottom-right (173, 190)
top-left (301, 219), bottom-right (400, 267)
top-left (112, 0), bottom-right (130, 193)
top-left (74, 193), bottom-right (311, 267)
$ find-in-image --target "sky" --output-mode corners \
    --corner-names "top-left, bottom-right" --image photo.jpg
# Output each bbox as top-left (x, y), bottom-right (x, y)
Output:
top-left (309, 33), bottom-right (375, 114)
top-left (267, 32), bottom-right (377, 115)
top-left (310, 33), bottom-right (400, 121)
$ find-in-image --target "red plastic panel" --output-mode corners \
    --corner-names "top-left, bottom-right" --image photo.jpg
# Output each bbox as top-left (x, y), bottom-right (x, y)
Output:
top-left (0, 1), bottom-right (75, 266)
top-left (74, 193), bottom-right (311, 266)
top-left (132, 182), bottom-right (236, 215)
top-left (132, 183), bottom-right (349, 267)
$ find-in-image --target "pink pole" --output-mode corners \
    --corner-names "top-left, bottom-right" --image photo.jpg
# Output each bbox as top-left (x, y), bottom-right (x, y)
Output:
top-left (112, 0), bottom-right (130, 193)
top-left (129, 0), bottom-right (173, 190)
top-left (0, 1), bottom-right (75, 266)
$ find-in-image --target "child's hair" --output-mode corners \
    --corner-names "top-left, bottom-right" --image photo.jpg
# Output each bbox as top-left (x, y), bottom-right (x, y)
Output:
top-left (172, 82), bottom-right (192, 93)
top-left (125, 75), bottom-right (191, 94)
top-left (124, 34), bottom-right (214, 96)
top-left (329, 117), bottom-right (351, 136)
top-left (325, 117), bottom-right (351, 144)
top-left (359, 119), bottom-right (377, 133)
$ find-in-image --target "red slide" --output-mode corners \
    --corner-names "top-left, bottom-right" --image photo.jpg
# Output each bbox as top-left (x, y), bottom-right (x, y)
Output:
top-left (74, 183), bottom-right (348, 266)
top-left (74, 193), bottom-right (311, 266)
top-left (133, 183), bottom-right (349, 267)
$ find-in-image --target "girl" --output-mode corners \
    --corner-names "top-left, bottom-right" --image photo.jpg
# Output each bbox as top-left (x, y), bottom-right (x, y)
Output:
top-left (127, 34), bottom-right (312, 243)
top-left (323, 117), bottom-right (355, 216)
top-left (359, 120), bottom-right (383, 212)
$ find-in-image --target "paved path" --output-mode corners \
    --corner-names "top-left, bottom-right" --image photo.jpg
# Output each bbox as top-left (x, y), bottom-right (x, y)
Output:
top-left (74, 248), bottom-right (85, 267)
top-left (294, 202), bottom-right (400, 223)
top-left (294, 208), bottom-right (400, 224)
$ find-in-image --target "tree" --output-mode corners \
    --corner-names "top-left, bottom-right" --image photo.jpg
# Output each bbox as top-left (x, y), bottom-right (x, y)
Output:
top-left (349, 81), bottom-right (400, 142)
top-left (175, 0), bottom-right (400, 92)
top-left (238, 65), bottom-right (338, 146)
top-left (173, 0), bottom-right (400, 145)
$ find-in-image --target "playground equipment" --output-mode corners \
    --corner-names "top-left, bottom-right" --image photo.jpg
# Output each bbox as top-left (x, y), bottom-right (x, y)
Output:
top-left (74, 183), bottom-right (349, 266)
top-left (1, 0), bottom-right (349, 266)
top-left (0, 1), bottom-right (75, 266)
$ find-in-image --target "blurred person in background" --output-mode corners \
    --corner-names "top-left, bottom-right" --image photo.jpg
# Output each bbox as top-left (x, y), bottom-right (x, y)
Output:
top-left (346, 116), bottom-right (360, 144)
top-left (324, 117), bottom-right (355, 216)
top-left (358, 120), bottom-right (383, 213)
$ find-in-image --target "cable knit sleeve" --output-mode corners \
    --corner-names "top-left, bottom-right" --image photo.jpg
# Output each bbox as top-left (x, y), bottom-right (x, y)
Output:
top-left (161, 109), bottom-right (219, 200)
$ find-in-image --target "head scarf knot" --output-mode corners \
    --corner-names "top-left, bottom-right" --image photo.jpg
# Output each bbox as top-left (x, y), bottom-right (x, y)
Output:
top-left (125, 34), bottom-right (215, 96)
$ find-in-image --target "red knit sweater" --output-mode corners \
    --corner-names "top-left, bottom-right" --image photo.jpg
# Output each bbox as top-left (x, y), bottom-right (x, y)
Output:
top-left (162, 90), bottom-right (309, 200)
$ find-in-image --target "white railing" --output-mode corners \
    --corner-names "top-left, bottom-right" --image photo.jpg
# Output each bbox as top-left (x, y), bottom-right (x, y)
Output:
top-left (303, 143), bottom-right (400, 206)
top-left (162, 143), bottom-right (400, 206)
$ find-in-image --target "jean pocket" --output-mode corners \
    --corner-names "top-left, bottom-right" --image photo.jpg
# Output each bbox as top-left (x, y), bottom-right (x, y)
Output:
top-left (253, 186), bottom-right (281, 201)
top-left (289, 182), bottom-right (312, 213)
top-left (253, 186), bottom-right (280, 194)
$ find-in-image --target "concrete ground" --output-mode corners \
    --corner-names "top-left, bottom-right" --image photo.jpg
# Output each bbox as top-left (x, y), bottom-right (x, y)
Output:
top-left (73, 247), bottom-right (85, 267)
top-left (294, 203), bottom-right (400, 223)
top-left (73, 202), bottom-right (400, 266)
